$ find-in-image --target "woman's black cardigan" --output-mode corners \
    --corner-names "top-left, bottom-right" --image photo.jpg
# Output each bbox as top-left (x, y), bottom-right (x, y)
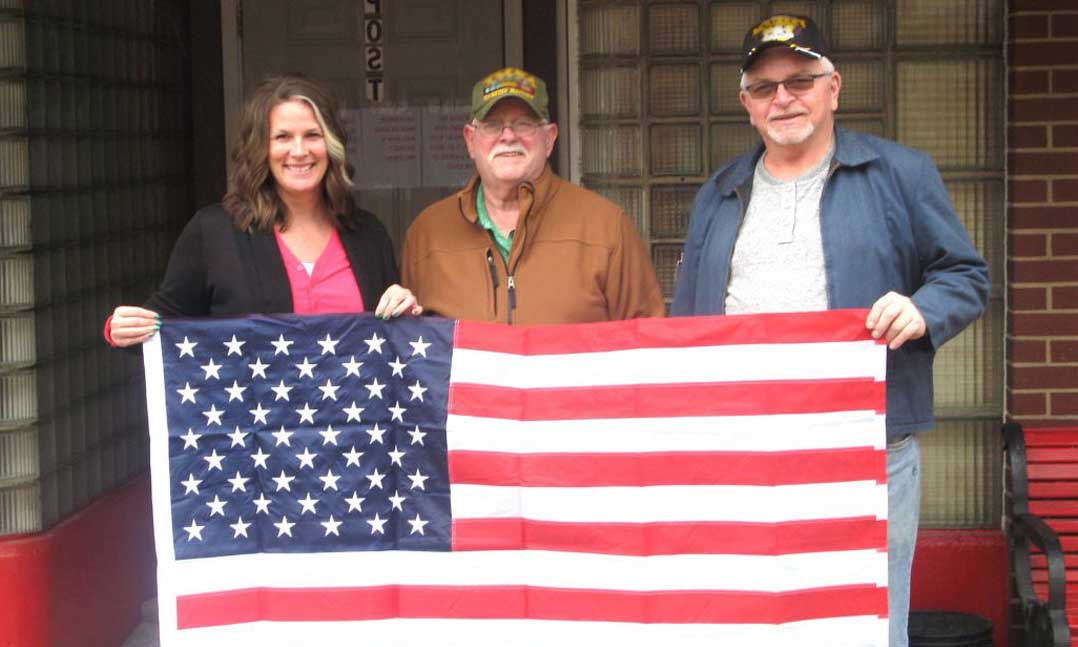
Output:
top-left (146, 204), bottom-right (399, 317)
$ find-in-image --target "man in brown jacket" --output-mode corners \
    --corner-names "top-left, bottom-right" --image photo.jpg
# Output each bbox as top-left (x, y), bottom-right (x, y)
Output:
top-left (401, 67), bottom-right (664, 325)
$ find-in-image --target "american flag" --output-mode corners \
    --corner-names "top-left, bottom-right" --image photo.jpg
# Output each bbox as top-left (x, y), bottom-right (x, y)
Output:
top-left (144, 310), bottom-right (889, 647)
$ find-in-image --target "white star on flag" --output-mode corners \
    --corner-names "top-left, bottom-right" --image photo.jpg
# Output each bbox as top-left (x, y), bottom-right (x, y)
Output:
top-left (366, 423), bottom-right (387, 445)
top-left (366, 513), bottom-right (387, 535)
top-left (270, 334), bottom-right (294, 355)
top-left (252, 494), bottom-right (271, 514)
top-left (224, 380), bottom-right (246, 402)
top-left (364, 332), bottom-right (386, 354)
top-left (407, 380), bottom-right (427, 402)
top-left (388, 356), bottom-right (406, 377)
top-left (200, 358), bottom-right (222, 380)
top-left (319, 425), bottom-right (341, 446)
top-left (342, 401), bottom-right (364, 422)
top-left (272, 471), bottom-right (295, 492)
top-left (408, 514), bottom-right (429, 535)
top-left (250, 447), bottom-right (270, 469)
top-left (295, 403), bottom-right (317, 424)
top-left (319, 470), bottom-right (341, 491)
top-left (274, 516), bottom-right (295, 538)
top-left (364, 378), bottom-right (386, 400)
top-left (409, 336), bottom-right (431, 358)
top-left (227, 472), bottom-right (249, 492)
top-left (365, 468), bottom-right (386, 490)
top-left (343, 446), bottom-right (363, 467)
top-left (388, 401), bottom-right (406, 422)
top-left (205, 495), bottom-right (227, 517)
top-left (227, 427), bottom-right (246, 447)
top-left (407, 425), bottom-right (426, 446)
top-left (297, 493), bottom-right (319, 515)
top-left (247, 357), bottom-right (269, 379)
top-left (295, 357), bottom-right (317, 379)
top-left (180, 428), bottom-right (200, 449)
top-left (321, 515), bottom-right (342, 537)
top-left (175, 336), bottom-right (197, 357)
top-left (183, 519), bottom-right (204, 541)
top-left (341, 356), bottom-right (363, 377)
top-left (408, 468), bottom-right (429, 491)
top-left (295, 447), bottom-right (317, 469)
top-left (271, 380), bottom-right (293, 401)
top-left (223, 335), bottom-right (246, 356)
top-left (202, 449), bottom-right (225, 471)
top-left (180, 474), bottom-right (201, 495)
top-left (249, 402), bottom-right (270, 425)
top-left (271, 427), bottom-right (293, 447)
top-left (345, 492), bottom-right (365, 512)
top-left (317, 334), bottom-right (340, 355)
top-left (176, 382), bottom-right (198, 404)
top-left (388, 490), bottom-right (407, 511)
top-left (230, 517), bottom-right (251, 538)
top-left (202, 405), bottom-right (224, 426)
top-left (318, 379), bottom-right (340, 401)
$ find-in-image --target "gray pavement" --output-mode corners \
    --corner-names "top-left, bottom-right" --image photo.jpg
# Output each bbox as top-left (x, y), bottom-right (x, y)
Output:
top-left (120, 598), bottom-right (159, 647)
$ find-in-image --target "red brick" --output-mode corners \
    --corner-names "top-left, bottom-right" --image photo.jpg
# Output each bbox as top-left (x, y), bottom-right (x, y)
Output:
top-left (1051, 233), bottom-right (1078, 256)
top-left (1011, 259), bottom-right (1078, 282)
top-left (1010, 206), bottom-right (1078, 229)
top-left (1051, 339), bottom-right (1078, 362)
top-left (1054, 179), bottom-right (1078, 202)
top-left (1053, 124), bottom-right (1078, 147)
top-left (1011, 233), bottom-right (1048, 257)
top-left (1011, 312), bottom-right (1078, 335)
top-left (1012, 365), bottom-right (1078, 389)
top-left (1053, 286), bottom-right (1078, 308)
top-left (1010, 179), bottom-right (1048, 203)
top-left (1010, 285), bottom-right (1049, 310)
top-left (1051, 393), bottom-right (1078, 416)
top-left (1011, 97), bottom-right (1078, 121)
top-left (1012, 41), bottom-right (1078, 67)
top-left (1010, 392), bottom-right (1048, 417)
top-left (1011, 69), bottom-right (1050, 95)
top-left (1010, 338), bottom-right (1048, 362)
top-left (1052, 13), bottom-right (1078, 38)
top-left (1013, 207), bottom-right (1073, 229)
top-left (1009, 151), bottom-right (1078, 175)
top-left (1053, 68), bottom-right (1078, 93)
top-left (1010, 125), bottom-right (1048, 149)
top-left (1013, 13), bottom-right (1050, 38)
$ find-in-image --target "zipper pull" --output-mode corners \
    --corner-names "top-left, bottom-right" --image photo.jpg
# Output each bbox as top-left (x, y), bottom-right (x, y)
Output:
top-left (507, 275), bottom-right (516, 313)
top-left (486, 249), bottom-right (499, 317)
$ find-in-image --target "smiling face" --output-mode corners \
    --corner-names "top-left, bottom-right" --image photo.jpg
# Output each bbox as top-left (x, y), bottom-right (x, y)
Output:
top-left (739, 49), bottom-right (841, 149)
top-left (267, 99), bottom-right (329, 202)
top-left (463, 98), bottom-right (558, 191)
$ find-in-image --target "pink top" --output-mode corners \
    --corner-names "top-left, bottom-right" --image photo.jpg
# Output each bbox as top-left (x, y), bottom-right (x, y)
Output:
top-left (274, 228), bottom-right (365, 314)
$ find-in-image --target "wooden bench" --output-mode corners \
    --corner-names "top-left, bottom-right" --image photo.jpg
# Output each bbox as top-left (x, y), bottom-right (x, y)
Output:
top-left (1005, 422), bottom-right (1074, 647)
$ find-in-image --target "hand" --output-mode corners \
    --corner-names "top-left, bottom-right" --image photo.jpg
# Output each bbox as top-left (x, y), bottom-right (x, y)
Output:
top-left (375, 284), bottom-right (423, 319)
top-left (109, 305), bottom-right (160, 347)
top-left (866, 291), bottom-right (926, 350)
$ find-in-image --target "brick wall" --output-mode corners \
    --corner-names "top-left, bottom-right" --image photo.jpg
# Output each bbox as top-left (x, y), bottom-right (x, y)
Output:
top-left (1008, 0), bottom-right (1078, 426)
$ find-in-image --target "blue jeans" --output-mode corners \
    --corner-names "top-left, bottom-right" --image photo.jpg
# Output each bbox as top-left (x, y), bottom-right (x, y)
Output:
top-left (887, 434), bottom-right (921, 647)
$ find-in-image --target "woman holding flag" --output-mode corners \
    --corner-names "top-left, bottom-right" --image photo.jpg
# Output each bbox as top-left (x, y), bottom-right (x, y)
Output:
top-left (105, 75), bottom-right (419, 346)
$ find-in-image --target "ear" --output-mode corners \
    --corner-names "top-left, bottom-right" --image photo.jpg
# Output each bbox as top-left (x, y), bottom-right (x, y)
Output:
top-left (462, 124), bottom-right (479, 161)
top-left (542, 122), bottom-right (559, 158)
top-left (828, 70), bottom-right (842, 111)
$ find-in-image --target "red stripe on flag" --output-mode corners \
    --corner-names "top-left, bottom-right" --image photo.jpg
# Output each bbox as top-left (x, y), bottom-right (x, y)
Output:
top-left (176, 584), bottom-right (888, 628)
top-left (451, 517), bottom-right (888, 555)
top-left (449, 379), bottom-right (885, 420)
top-left (454, 309), bottom-right (878, 354)
top-left (448, 447), bottom-right (886, 487)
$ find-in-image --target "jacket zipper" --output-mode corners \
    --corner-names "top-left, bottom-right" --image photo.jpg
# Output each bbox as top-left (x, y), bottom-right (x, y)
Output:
top-left (486, 249), bottom-right (499, 318)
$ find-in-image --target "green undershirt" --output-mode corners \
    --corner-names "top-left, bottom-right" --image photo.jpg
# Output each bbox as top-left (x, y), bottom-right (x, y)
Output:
top-left (476, 183), bottom-right (513, 263)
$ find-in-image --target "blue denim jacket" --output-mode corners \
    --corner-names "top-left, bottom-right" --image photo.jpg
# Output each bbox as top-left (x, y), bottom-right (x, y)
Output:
top-left (671, 127), bottom-right (989, 437)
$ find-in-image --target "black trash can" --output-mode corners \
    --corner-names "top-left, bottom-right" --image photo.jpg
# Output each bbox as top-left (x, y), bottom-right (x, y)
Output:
top-left (908, 610), bottom-right (993, 647)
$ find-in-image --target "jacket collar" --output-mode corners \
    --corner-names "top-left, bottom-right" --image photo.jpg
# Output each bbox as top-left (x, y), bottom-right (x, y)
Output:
top-left (712, 126), bottom-right (879, 196)
top-left (456, 164), bottom-right (558, 226)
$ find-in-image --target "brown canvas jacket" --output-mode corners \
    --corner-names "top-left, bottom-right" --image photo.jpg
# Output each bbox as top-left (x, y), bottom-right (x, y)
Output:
top-left (401, 166), bottom-right (664, 325)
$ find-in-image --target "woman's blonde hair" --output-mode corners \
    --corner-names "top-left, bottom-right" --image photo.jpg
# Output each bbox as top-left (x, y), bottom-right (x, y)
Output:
top-left (223, 75), bottom-right (355, 231)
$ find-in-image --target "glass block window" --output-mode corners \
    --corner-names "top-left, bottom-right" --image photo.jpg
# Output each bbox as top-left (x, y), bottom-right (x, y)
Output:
top-left (574, 0), bottom-right (1004, 528)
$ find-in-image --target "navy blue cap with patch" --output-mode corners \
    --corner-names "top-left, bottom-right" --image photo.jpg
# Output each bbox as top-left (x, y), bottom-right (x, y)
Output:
top-left (740, 15), bottom-right (830, 73)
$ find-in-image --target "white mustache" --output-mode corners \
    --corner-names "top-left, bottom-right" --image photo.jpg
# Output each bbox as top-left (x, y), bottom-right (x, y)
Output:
top-left (488, 145), bottom-right (528, 162)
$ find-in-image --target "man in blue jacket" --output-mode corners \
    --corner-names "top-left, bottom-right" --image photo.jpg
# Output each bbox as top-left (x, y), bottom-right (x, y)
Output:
top-left (672, 15), bottom-right (989, 647)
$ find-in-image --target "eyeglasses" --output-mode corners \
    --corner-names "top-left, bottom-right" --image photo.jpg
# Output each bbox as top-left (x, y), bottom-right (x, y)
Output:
top-left (742, 72), bottom-right (831, 100)
top-left (471, 119), bottom-right (544, 138)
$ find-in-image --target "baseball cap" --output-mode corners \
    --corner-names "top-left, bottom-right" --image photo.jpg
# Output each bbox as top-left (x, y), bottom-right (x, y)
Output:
top-left (740, 15), bottom-right (830, 73)
top-left (470, 67), bottom-right (549, 122)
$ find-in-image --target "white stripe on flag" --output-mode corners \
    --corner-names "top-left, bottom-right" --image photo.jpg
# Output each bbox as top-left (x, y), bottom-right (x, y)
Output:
top-left (173, 616), bottom-right (890, 647)
top-left (167, 548), bottom-right (888, 594)
top-left (450, 481), bottom-right (888, 522)
top-left (447, 411), bottom-right (887, 453)
top-left (450, 340), bottom-right (887, 387)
